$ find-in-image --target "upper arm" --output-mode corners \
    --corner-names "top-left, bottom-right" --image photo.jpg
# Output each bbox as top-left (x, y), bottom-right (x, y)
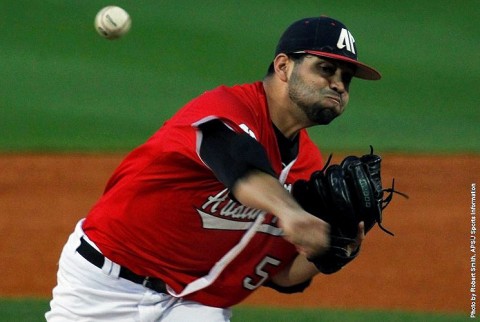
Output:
top-left (197, 119), bottom-right (275, 190)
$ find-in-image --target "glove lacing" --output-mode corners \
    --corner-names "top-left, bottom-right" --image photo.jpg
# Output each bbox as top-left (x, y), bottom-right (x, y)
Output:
top-left (378, 178), bottom-right (409, 236)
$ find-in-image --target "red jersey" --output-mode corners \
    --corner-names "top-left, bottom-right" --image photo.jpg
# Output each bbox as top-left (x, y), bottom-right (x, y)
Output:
top-left (83, 81), bottom-right (323, 307)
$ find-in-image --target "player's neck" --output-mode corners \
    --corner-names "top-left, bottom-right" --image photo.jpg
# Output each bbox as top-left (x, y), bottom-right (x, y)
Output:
top-left (263, 79), bottom-right (310, 139)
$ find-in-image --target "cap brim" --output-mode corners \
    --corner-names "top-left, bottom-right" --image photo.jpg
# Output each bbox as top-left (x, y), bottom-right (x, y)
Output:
top-left (304, 50), bottom-right (381, 80)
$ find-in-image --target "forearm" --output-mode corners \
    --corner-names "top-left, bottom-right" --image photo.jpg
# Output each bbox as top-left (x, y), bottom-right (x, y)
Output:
top-left (231, 169), bottom-right (303, 220)
top-left (270, 254), bottom-right (319, 287)
top-left (232, 169), bottom-right (330, 259)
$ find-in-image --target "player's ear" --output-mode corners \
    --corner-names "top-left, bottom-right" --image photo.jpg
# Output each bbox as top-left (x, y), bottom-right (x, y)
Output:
top-left (273, 54), bottom-right (290, 82)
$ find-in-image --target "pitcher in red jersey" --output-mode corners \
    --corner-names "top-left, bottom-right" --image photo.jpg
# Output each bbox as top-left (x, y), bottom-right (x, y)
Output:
top-left (46, 16), bottom-right (381, 321)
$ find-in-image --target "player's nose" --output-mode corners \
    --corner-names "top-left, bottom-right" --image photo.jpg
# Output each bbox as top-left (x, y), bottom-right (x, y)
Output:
top-left (329, 72), bottom-right (347, 93)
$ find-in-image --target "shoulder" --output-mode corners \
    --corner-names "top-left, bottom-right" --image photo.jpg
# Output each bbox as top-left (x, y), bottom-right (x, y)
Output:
top-left (190, 82), bottom-right (268, 132)
top-left (199, 82), bottom-right (265, 107)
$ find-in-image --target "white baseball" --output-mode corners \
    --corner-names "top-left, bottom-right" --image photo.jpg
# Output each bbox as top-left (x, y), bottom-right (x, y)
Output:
top-left (94, 6), bottom-right (131, 40)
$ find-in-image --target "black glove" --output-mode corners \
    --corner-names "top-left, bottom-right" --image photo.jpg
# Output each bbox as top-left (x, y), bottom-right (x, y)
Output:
top-left (292, 147), bottom-right (407, 274)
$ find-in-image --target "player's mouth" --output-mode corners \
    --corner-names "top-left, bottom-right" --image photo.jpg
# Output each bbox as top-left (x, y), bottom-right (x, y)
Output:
top-left (325, 95), bottom-right (342, 106)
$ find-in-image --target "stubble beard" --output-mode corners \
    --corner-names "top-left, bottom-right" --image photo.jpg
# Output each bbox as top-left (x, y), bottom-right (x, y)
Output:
top-left (288, 69), bottom-right (340, 125)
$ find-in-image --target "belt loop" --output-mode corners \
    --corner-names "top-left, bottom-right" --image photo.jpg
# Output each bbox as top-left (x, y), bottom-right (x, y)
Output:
top-left (101, 257), bottom-right (113, 275)
top-left (111, 262), bottom-right (121, 278)
top-left (102, 257), bottom-right (121, 278)
top-left (142, 276), bottom-right (151, 288)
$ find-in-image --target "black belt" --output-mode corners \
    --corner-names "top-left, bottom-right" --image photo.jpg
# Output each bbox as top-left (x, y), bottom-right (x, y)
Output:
top-left (77, 237), bottom-right (167, 294)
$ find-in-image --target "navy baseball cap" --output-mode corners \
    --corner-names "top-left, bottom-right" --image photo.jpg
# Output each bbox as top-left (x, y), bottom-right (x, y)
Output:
top-left (275, 16), bottom-right (381, 80)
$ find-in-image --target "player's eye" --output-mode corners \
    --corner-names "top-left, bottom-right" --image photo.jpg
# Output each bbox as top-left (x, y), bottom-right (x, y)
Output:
top-left (342, 72), bottom-right (354, 87)
top-left (317, 64), bottom-right (336, 76)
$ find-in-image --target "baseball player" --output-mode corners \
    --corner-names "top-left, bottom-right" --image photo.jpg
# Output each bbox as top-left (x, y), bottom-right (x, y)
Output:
top-left (46, 16), bottom-right (382, 321)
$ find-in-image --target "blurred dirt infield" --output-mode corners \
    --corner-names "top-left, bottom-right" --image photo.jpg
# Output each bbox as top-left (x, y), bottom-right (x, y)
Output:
top-left (0, 153), bottom-right (478, 313)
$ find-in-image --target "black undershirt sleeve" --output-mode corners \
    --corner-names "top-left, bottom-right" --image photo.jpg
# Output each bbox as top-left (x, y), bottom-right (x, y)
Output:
top-left (198, 119), bottom-right (276, 190)
top-left (263, 278), bottom-right (312, 294)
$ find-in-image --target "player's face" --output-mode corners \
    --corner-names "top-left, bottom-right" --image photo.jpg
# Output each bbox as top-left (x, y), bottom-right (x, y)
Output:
top-left (288, 56), bottom-right (354, 125)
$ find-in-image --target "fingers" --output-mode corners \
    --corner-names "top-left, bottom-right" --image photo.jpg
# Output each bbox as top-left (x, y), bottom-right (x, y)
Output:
top-left (358, 221), bottom-right (365, 242)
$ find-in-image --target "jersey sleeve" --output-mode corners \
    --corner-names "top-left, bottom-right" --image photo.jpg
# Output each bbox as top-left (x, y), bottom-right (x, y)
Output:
top-left (198, 119), bottom-right (276, 190)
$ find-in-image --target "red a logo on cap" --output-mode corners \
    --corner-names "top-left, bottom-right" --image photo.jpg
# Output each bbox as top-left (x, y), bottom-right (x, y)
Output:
top-left (337, 28), bottom-right (356, 54)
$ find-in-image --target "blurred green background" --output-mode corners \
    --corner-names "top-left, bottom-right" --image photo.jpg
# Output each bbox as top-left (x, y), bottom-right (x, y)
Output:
top-left (0, 1), bottom-right (477, 321)
top-left (1, 0), bottom-right (478, 153)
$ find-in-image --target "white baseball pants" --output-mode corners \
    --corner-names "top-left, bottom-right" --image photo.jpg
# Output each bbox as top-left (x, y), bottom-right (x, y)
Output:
top-left (45, 219), bottom-right (232, 322)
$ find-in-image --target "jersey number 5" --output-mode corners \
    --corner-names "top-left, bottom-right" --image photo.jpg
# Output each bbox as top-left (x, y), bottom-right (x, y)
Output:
top-left (243, 256), bottom-right (281, 291)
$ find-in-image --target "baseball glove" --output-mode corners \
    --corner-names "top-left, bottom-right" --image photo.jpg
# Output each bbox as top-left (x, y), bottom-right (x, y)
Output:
top-left (291, 146), bottom-right (407, 274)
